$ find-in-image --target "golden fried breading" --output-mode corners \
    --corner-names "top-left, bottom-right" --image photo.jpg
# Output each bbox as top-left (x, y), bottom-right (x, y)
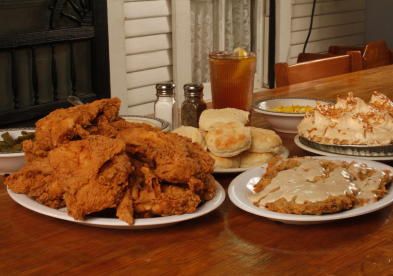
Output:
top-left (129, 165), bottom-right (201, 217)
top-left (6, 135), bottom-right (133, 222)
top-left (127, 161), bottom-right (214, 218)
top-left (198, 174), bottom-right (217, 201)
top-left (48, 136), bottom-right (132, 220)
top-left (116, 190), bottom-right (134, 224)
top-left (117, 128), bottom-right (214, 185)
top-left (264, 196), bottom-right (356, 215)
top-left (23, 98), bottom-right (121, 161)
top-left (133, 184), bottom-right (202, 218)
top-left (5, 158), bottom-right (64, 208)
top-left (89, 118), bottom-right (159, 138)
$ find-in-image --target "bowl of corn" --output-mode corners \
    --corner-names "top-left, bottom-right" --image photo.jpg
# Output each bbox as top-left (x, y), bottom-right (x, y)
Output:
top-left (253, 98), bottom-right (329, 133)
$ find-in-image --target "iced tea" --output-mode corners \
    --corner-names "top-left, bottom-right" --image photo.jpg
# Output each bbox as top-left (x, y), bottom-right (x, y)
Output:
top-left (209, 50), bottom-right (256, 111)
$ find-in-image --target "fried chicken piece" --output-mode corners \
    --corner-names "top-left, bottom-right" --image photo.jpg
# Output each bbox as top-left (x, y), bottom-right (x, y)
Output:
top-left (6, 135), bottom-right (133, 223)
top-left (129, 164), bottom-right (201, 217)
top-left (5, 158), bottom-right (64, 208)
top-left (132, 183), bottom-right (201, 218)
top-left (23, 98), bottom-right (121, 161)
top-left (116, 190), bottom-right (134, 224)
top-left (48, 136), bottom-right (133, 220)
top-left (117, 128), bottom-right (214, 186)
top-left (89, 118), bottom-right (159, 139)
top-left (7, 97), bottom-right (219, 224)
top-left (198, 174), bottom-right (217, 201)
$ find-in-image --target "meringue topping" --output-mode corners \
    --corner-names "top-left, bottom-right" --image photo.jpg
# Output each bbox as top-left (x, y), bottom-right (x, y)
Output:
top-left (298, 92), bottom-right (393, 145)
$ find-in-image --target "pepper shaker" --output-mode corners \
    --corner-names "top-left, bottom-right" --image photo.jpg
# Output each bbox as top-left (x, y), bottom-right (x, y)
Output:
top-left (181, 83), bottom-right (207, 128)
top-left (154, 82), bottom-right (177, 130)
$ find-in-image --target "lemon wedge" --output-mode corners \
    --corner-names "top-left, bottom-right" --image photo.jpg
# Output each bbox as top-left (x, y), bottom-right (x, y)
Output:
top-left (233, 47), bottom-right (248, 57)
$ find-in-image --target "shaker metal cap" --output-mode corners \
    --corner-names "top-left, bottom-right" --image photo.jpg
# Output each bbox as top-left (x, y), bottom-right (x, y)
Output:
top-left (184, 83), bottom-right (204, 97)
top-left (156, 82), bottom-right (175, 96)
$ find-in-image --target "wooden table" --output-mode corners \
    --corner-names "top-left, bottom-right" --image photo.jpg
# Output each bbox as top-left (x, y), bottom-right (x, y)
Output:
top-left (2, 65), bottom-right (393, 274)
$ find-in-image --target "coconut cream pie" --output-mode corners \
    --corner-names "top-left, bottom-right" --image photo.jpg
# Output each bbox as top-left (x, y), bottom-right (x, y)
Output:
top-left (249, 157), bottom-right (392, 215)
top-left (298, 92), bottom-right (393, 145)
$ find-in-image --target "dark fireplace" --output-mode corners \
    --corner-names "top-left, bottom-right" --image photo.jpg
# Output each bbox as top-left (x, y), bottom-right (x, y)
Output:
top-left (0, 0), bottom-right (110, 127)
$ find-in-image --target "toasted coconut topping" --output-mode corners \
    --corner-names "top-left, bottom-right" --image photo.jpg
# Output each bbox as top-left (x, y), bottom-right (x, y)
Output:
top-left (298, 92), bottom-right (393, 145)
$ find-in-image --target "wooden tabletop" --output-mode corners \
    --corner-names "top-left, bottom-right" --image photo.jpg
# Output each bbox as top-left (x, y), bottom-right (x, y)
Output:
top-left (2, 65), bottom-right (393, 275)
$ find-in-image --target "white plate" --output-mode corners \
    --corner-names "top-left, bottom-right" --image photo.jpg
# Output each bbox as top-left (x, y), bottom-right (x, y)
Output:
top-left (228, 156), bottom-right (393, 224)
top-left (253, 98), bottom-right (331, 133)
top-left (253, 98), bottom-right (324, 117)
top-left (120, 115), bottom-right (170, 132)
top-left (213, 146), bottom-right (289, 174)
top-left (7, 181), bottom-right (225, 229)
top-left (294, 135), bottom-right (393, 161)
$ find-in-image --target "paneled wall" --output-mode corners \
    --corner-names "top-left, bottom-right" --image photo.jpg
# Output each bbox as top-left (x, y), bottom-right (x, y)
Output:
top-left (288, 0), bottom-right (366, 64)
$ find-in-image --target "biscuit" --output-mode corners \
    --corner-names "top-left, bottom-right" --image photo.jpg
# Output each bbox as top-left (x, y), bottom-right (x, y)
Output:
top-left (249, 127), bottom-right (282, 153)
top-left (199, 108), bottom-right (249, 131)
top-left (205, 121), bottom-right (251, 157)
top-left (209, 152), bottom-right (240, 169)
top-left (172, 126), bottom-right (207, 150)
top-left (239, 151), bottom-right (274, 168)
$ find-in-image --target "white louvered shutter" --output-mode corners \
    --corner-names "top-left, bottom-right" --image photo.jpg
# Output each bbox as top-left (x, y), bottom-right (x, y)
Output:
top-left (107, 0), bottom-right (175, 115)
top-left (107, 0), bottom-right (267, 113)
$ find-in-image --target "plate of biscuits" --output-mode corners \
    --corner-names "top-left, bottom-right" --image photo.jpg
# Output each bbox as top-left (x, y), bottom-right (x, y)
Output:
top-left (173, 108), bottom-right (289, 173)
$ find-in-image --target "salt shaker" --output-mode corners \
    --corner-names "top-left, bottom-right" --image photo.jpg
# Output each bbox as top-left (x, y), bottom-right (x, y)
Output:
top-left (181, 83), bottom-right (207, 128)
top-left (154, 82), bottom-right (177, 130)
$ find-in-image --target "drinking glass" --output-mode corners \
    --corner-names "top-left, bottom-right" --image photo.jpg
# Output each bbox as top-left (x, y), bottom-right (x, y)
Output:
top-left (209, 49), bottom-right (256, 111)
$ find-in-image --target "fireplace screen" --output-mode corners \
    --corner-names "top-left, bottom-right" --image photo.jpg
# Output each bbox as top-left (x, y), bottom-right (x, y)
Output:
top-left (0, 0), bottom-right (110, 127)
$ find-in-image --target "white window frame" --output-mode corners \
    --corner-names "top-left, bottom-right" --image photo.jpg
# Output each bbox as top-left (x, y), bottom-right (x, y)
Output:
top-left (171, 0), bottom-right (268, 103)
top-left (275, 0), bottom-right (292, 63)
top-left (107, 0), bottom-right (128, 114)
top-left (106, 0), bottom-right (269, 113)
top-left (171, 0), bottom-right (192, 104)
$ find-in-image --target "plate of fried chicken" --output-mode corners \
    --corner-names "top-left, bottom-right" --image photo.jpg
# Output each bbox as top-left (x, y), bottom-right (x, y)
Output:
top-left (4, 98), bottom-right (224, 228)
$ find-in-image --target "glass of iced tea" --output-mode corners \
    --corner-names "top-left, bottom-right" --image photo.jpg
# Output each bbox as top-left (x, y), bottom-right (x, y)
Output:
top-left (209, 48), bottom-right (256, 111)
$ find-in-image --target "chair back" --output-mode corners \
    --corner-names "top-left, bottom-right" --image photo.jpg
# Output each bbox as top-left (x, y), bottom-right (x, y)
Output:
top-left (297, 52), bottom-right (335, 63)
top-left (275, 51), bottom-right (363, 87)
top-left (362, 40), bottom-right (392, 68)
top-left (328, 45), bottom-right (364, 55)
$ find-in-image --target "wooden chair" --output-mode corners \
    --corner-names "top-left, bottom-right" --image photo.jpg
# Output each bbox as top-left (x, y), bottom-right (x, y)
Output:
top-left (297, 52), bottom-right (335, 63)
top-left (328, 45), bottom-right (364, 55)
top-left (298, 40), bottom-right (393, 69)
top-left (275, 51), bottom-right (363, 87)
top-left (361, 40), bottom-right (393, 68)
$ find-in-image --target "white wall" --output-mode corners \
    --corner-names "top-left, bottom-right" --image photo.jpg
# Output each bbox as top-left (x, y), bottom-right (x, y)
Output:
top-left (277, 0), bottom-right (366, 64)
top-left (365, 0), bottom-right (393, 48)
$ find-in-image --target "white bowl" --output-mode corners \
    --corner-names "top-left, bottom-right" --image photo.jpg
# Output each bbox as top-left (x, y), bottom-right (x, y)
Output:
top-left (253, 98), bottom-right (327, 133)
top-left (120, 115), bottom-right (170, 132)
top-left (0, 128), bottom-right (34, 174)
